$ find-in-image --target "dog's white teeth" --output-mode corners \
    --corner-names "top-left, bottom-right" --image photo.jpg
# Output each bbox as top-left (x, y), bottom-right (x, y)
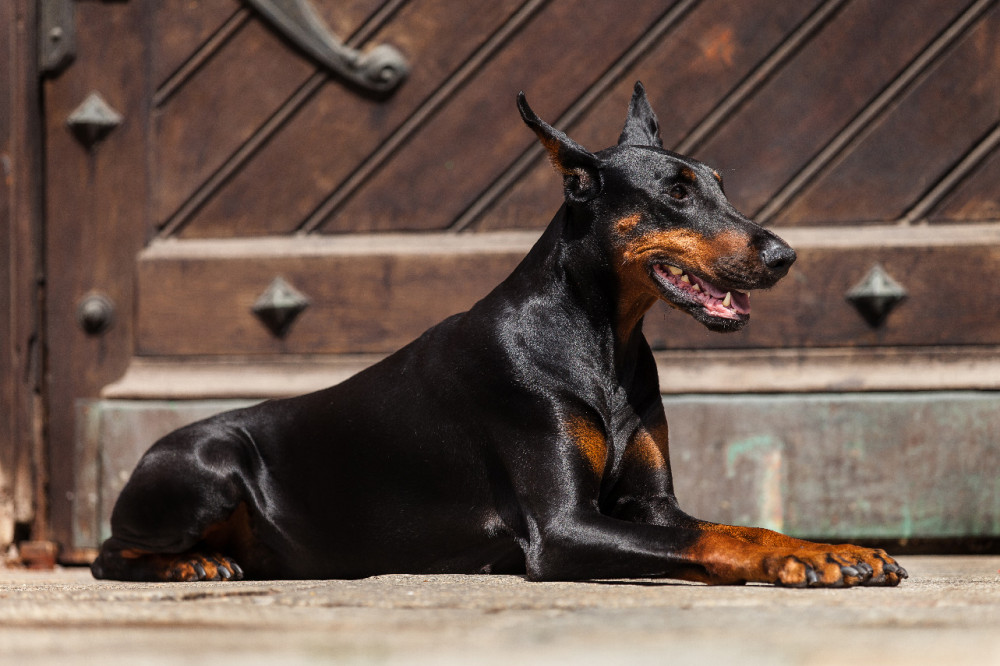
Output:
top-left (667, 265), bottom-right (684, 276)
top-left (680, 274), bottom-right (691, 284)
top-left (692, 284), bottom-right (701, 292)
top-left (722, 292), bottom-right (732, 307)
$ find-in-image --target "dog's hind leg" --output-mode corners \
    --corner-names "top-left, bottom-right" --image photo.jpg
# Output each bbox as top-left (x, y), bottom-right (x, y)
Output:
top-left (91, 423), bottom-right (265, 581)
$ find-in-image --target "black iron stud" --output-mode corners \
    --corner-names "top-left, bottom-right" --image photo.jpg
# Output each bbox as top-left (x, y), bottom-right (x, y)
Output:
top-left (66, 92), bottom-right (123, 149)
top-left (845, 263), bottom-right (907, 328)
top-left (252, 277), bottom-right (310, 338)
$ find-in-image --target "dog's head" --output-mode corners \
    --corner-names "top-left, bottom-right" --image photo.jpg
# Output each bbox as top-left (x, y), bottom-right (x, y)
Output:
top-left (518, 82), bottom-right (795, 332)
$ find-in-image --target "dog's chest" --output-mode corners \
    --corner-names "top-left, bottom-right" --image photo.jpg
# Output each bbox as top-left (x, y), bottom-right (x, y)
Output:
top-left (605, 383), bottom-right (645, 457)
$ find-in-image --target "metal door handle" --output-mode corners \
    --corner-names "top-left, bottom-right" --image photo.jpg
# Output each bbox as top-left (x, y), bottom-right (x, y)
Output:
top-left (246, 0), bottom-right (409, 94)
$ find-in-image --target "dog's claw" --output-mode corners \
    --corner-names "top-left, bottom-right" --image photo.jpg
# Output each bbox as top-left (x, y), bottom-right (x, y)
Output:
top-left (162, 553), bottom-right (245, 582)
top-left (203, 554), bottom-right (245, 582)
top-left (886, 562), bottom-right (907, 577)
top-left (230, 560), bottom-right (245, 580)
top-left (881, 561), bottom-right (908, 585)
top-left (763, 545), bottom-right (909, 588)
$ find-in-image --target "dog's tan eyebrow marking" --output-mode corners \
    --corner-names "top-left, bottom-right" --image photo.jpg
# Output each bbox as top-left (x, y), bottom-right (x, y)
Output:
top-left (679, 167), bottom-right (698, 183)
top-left (712, 170), bottom-right (723, 184)
top-left (615, 213), bottom-right (641, 234)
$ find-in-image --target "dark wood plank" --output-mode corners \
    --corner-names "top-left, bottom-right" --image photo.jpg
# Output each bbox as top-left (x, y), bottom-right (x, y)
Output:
top-left (104, 345), bottom-right (1000, 400)
top-left (695, 0), bottom-right (969, 220)
top-left (152, 18), bottom-right (314, 226)
top-left (930, 143), bottom-right (1000, 223)
top-left (154, 0), bottom-right (386, 97)
top-left (153, 0), bottom-right (239, 87)
top-left (478, 0), bottom-right (823, 230)
top-left (776, 3), bottom-right (1000, 225)
top-left (307, 0), bottom-right (391, 40)
top-left (0, 0), bottom-right (15, 544)
top-left (321, 0), bottom-right (675, 233)
top-left (135, 234), bottom-right (534, 355)
top-left (1, 0), bottom-right (44, 543)
top-left (646, 224), bottom-right (1000, 349)
top-left (44, 0), bottom-right (154, 549)
top-left (180, 0), bottom-right (524, 238)
top-left (135, 225), bottom-right (1000, 356)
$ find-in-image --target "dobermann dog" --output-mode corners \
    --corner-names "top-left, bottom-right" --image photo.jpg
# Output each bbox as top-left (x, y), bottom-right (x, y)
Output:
top-left (92, 83), bottom-right (906, 587)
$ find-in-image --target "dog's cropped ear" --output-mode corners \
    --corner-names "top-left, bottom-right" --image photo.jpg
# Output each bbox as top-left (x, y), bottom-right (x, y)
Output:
top-left (518, 91), bottom-right (602, 203)
top-left (618, 81), bottom-right (662, 148)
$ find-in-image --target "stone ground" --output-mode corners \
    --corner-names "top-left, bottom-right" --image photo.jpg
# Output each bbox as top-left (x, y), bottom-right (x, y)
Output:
top-left (1, 556), bottom-right (999, 665)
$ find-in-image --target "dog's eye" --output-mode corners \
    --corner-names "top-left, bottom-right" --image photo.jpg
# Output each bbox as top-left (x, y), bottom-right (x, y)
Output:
top-left (668, 184), bottom-right (689, 200)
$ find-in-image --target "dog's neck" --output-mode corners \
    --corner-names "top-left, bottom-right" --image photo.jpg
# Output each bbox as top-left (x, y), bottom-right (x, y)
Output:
top-left (495, 204), bottom-right (654, 376)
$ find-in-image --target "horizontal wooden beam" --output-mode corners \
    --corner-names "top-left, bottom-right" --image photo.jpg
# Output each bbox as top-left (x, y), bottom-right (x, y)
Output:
top-left (141, 230), bottom-right (543, 258)
top-left (140, 222), bottom-right (1000, 257)
top-left (104, 346), bottom-right (1000, 399)
top-left (134, 224), bottom-right (1000, 355)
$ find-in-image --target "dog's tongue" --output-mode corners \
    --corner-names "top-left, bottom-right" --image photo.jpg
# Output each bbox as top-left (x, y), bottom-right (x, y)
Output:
top-left (688, 273), bottom-right (726, 299)
top-left (654, 264), bottom-right (751, 317)
top-left (730, 290), bottom-right (750, 313)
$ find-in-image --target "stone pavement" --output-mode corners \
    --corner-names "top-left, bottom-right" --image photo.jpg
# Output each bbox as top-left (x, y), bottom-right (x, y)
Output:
top-left (1, 556), bottom-right (999, 665)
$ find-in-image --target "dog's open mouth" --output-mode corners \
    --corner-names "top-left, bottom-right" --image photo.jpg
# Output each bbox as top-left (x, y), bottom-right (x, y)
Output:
top-left (652, 263), bottom-right (750, 320)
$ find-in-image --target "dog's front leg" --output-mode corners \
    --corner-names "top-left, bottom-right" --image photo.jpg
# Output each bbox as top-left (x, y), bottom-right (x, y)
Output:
top-left (515, 410), bottom-right (905, 586)
top-left (525, 502), bottom-right (906, 587)
top-left (521, 502), bottom-right (894, 586)
top-left (604, 405), bottom-right (907, 586)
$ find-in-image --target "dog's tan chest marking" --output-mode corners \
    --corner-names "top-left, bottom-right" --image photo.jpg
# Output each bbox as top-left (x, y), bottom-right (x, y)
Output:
top-left (565, 416), bottom-right (608, 477)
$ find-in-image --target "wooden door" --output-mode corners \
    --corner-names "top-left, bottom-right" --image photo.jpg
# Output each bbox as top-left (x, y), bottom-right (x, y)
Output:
top-left (1, 0), bottom-right (45, 552)
top-left (43, 0), bottom-right (1000, 555)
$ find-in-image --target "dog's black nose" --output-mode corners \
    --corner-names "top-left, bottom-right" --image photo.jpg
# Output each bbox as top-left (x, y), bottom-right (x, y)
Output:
top-left (760, 240), bottom-right (796, 274)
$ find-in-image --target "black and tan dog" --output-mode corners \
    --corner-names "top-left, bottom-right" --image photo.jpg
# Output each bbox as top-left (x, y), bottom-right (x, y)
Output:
top-left (92, 83), bottom-right (906, 587)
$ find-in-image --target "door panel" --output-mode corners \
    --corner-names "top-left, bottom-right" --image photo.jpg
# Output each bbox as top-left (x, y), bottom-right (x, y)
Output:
top-left (44, 0), bottom-right (152, 553)
top-left (695, 0), bottom-right (973, 221)
top-left (777, 3), bottom-right (1000, 225)
top-left (177, 0), bottom-right (527, 237)
top-left (317, 0), bottom-right (675, 233)
top-left (129, 224), bottom-right (1000, 356)
top-left (153, 16), bottom-right (316, 225)
top-left (44, 0), bottom-right (1000, 552)
top-left (153, 0), bottom-right (243, 86)
top-left (478, 0), bottom-right (826, 232)
top-left (133, 234), bottom-right (530, 355)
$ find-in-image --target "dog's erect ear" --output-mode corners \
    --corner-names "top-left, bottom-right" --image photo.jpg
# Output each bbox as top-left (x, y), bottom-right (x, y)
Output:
top-left (618, 81), bottom-right (662, 148)
top-left (518, 91), bottom-right (602, 202)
